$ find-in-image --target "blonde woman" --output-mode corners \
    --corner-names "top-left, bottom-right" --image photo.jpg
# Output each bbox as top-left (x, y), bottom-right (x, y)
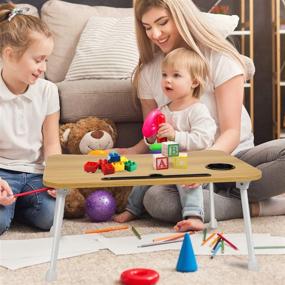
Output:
top-left (116, 0), bottom-right (285, 223)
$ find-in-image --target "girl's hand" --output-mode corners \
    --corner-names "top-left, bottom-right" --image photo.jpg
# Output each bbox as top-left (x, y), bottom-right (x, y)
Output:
top-left (47, 189), bottom-right (57, 198)
top-left (157, 123), bottom-right (175, 141)
top-left (181, 183), bottom-right (201, 190)
top-left (0, 179), bottom-right (16, 206)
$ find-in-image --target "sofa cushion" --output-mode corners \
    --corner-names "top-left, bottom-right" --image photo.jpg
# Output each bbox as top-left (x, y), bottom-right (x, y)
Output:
top-left (65, 15), bottom-right (138, 80)
top-left (57, 79), bottom-right (142, 124)
top-left (41, 0), bottom-right (133, 83)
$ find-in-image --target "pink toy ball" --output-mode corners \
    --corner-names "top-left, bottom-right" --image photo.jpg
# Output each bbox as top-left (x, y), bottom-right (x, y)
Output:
top-left (85, 190), bottom-right (116, 222)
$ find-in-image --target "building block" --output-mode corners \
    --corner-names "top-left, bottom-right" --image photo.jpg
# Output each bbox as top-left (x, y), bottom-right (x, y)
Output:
top-left (125, 160), bottom-right (137, 172)
top-left (152, 154), bottom-right (169, 170)
top-left (88, 149), bottom-right (107, 156)
top-left (101, 163), bottom-right (115, 175)
top-left (172, 153), bottom-right (188, 169)
top-left (176, 233), bottom-right (198, 272)
top-left (112, 161), bottom-right (125, 172)
top-left (107, 151), bottom-right (121, 163)
top-left (161, 141), bottom-right (179, 157)
top-left (120, 156), bottom-right (128, 163)
top-left (98, 159), bottom-right (108, 169)
top-left (83, 161), bottom-right (99, 173)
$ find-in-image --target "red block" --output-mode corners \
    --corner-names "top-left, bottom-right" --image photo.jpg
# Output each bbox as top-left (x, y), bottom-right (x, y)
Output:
top-left (84, 161), bottom-right (99, 173)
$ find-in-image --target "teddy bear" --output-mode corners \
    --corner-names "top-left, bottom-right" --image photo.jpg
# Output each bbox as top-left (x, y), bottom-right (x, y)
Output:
top-left (59, 116), bottom-right (132, 219)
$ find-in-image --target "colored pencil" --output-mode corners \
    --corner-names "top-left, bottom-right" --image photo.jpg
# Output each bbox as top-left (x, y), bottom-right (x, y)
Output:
top-left (152, 231), bottom-right (194, 243)
top-left (221, 240), bottom-right (225, 253)
top-left (212, 237), bottom-right (222, 252)
top-left (13, 187), bottom-right (53, 198)
top-left (84, 225), bottom-right (129, 234)
top-left (210, 242), bottom-right (222, 259)
top-left (254, 246), bottom-right (285, 250)
top-left (217, 233), bottom-right (238, 251)
top-left (201, 231), bottom-right (217, 246)
top-left (138, 239), bottom-right (182, 248)
top-left (131, 226), bottom-right (142, 240)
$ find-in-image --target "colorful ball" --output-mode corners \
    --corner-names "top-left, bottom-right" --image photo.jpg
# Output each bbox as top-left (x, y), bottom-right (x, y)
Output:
top-left (85, 190), bottom-right (116, 222)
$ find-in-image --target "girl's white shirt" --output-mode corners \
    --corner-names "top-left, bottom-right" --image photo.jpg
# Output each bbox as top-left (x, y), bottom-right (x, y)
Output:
top-left (138, 51), bottom-right (254, 155)
top-left (0, 73), bottom-right (60, 173)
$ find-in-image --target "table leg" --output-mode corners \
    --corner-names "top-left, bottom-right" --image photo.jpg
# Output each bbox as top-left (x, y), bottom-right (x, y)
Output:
top-left (209, 183), bottom-right (218, 229)
top-left (45, 189), bottom-right (68, 282)
top-left (236, 182), bottom-right (258, 271)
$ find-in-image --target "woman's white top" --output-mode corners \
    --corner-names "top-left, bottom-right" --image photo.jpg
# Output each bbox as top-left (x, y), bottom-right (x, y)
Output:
top-left (0, 74), bottom-right (60, 174)
top-left (138, 51), bottom-right (254, 155)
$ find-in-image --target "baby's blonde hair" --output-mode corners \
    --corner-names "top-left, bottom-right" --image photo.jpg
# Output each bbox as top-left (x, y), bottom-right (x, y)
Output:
top-left (162, 48), bottom-right (208, 98)
top-left (0, 2), bottom-right (52, 58)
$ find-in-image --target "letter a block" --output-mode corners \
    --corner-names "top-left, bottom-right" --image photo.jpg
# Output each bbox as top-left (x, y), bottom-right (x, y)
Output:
top-left (153, 154), bottom-right (169, 170)
top-left (162, 142), bottom-right (179, 157)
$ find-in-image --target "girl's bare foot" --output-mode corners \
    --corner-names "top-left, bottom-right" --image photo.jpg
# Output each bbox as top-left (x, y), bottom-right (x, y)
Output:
top-left (112, 210), bottom-right (137, 223)
top-left (174, 217), bottom-right (205, 232)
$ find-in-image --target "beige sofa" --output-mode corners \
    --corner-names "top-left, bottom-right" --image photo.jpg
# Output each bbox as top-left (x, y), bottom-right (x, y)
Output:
top-left (40, 0), bottom-right (142, 148)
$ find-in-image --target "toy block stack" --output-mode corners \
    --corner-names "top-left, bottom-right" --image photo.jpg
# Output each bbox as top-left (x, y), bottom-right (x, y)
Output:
top-left (153, 142), bottom-right (188, 170)
top-left (84, 151), bottom-right (137, 175)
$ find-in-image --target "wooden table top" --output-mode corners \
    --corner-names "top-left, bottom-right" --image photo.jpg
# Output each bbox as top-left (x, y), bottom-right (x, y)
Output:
top-left (43, 150), bottom-right (262, 189)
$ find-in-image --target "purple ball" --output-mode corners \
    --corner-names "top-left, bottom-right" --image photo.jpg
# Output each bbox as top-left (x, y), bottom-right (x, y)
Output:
top-left (85, 190), bottom-right (116, 222)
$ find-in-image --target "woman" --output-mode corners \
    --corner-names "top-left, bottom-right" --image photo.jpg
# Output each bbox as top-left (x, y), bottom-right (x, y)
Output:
top-left (119, 0), bottom-right (285, 223)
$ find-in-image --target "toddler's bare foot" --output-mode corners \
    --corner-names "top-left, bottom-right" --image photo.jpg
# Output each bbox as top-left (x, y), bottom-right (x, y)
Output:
top-left (174, 217), bottom-right (205, 232)
top-left (112, 210), bottom-right (137, 223)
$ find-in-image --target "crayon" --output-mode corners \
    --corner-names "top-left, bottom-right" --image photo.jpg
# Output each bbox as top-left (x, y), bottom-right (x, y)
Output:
top-left (13, 187), bottom-right (53, 198)
top-left (217, 233), bottom-right (238, 251)
top-left (153, 232), bottom-right (193, 243)
top-left (202, 228), bottom-right (207, 242)
top-left (210, 242), bottom-right (222, 259)
top-left (131, 226), bottom-right (142, 240)
top-left (85, 225), bottom-right (129, 234)
top-left (138, 239), bottom-right (182, 248)
top-left (201, 231), bottom-right (217, 246)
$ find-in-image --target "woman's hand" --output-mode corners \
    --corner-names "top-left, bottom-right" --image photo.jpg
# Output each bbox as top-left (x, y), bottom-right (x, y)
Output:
top-left (0, 179), bottom-right (16, 206)
top-left (157, 123), bottom-right (175, 141)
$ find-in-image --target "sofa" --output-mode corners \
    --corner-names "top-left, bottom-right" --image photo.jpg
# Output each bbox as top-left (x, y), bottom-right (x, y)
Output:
top-left (6, 0), bottom-right (254, 150)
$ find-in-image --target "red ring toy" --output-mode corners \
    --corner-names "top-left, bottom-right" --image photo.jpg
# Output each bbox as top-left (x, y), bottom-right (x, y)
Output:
top-left (120, 268), bottom-right (159, 285)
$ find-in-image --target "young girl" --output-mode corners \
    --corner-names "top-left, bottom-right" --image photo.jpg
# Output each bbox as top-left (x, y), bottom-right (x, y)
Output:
top-left (0, 3), bottom-right (61, 235)
top-left (114, 48), bottom-right (217, 231)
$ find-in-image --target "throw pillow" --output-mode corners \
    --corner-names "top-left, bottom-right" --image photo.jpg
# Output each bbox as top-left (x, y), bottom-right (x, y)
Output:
top-left (65, 16), bottom-right (138, 81)
top-left (202, 12), bottom-right (239, 38)
top-left (41, 0), bottom-right (133, 82)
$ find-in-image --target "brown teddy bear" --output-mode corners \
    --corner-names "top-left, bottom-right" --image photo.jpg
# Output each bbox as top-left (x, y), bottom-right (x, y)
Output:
top-left (59, 116), bottom-right (132, 219)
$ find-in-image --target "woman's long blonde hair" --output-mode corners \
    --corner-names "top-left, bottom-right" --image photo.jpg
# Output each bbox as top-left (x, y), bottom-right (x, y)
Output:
top-left (133, 0), bottom-right (245, 92)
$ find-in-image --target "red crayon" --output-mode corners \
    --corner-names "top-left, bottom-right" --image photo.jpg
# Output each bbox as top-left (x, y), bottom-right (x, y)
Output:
top-left (13, 187), bottom-right (53, 198)
top-left (217, 233), bottom-right (238, 251)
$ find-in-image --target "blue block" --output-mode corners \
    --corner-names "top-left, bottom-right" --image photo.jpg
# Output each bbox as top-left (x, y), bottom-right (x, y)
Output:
top-left (176, 233), bottom-right (198, 272)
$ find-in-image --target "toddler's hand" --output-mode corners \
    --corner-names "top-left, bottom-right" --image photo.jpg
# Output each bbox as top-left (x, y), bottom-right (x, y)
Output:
top-left (0, 179), bottom-right (16, 206)
top-left (181, 183), bottom-right (201, 190)
top-left (47, 189), bottom-right (57, 198)
top-left (157, 123), bottom-right (175, 141)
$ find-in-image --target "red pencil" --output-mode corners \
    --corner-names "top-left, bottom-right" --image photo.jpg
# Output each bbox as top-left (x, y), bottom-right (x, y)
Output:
top-left (217, 233), bottom-right (238, 251)
top-left (13, 187), bottom-right (53, 198)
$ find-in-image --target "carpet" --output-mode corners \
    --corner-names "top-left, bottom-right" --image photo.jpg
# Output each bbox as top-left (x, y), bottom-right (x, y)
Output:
top-left (1, 216), bottom-right (285, 285)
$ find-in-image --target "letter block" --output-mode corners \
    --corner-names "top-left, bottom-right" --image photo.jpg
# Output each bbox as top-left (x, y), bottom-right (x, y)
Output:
top-left (173, 153), bottom-right (188, 169)
top-left (153, 154), bottom-right (169, 170)
top-left (161, 141), bottom-right (179, 157)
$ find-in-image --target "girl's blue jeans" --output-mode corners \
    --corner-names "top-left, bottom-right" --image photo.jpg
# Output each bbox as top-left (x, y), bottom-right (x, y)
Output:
top-left (0, 169), bottom-right (55, 235)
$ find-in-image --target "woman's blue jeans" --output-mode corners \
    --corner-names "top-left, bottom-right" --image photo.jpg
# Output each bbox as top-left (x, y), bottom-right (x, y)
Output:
top-left (0, 169), bottom-right (55, 235)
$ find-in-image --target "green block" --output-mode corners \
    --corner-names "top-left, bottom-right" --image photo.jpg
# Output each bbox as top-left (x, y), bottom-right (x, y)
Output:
top-left (125, 160), bottom-right (137, 172)
top-left (168, 144), bottom-right (179, 157)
